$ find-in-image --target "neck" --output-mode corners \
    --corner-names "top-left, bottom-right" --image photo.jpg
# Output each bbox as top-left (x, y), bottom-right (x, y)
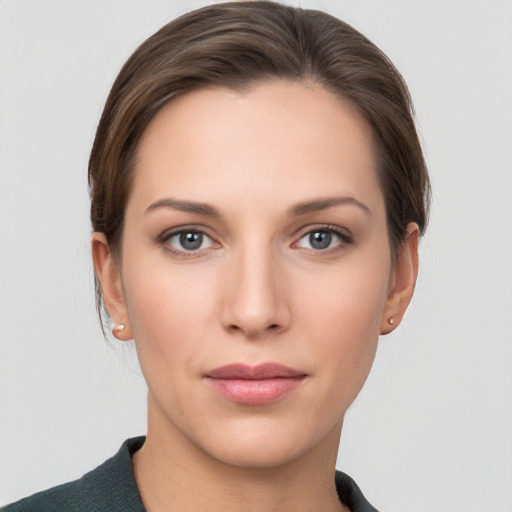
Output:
top-left (132, 401), bottom-right (348, 512)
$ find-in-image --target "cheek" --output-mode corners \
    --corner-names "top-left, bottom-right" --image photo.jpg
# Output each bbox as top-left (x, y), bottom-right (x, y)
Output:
top-left (297, 251), bottom-right (390, 337)
top-left (123, 263), bottom-right (209, 345)
top-left (119, 246), bottom-right (224, 387)
top-left (120, 266), bottom-right (211, 428)
top-left (296, 255), bottom-right (390, 398)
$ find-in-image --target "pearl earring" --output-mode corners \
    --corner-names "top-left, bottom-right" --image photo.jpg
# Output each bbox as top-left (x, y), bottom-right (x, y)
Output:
top-left (113, 324), bottom-right (125, 332)
top-left (388, 318), bottom-right (395, 325)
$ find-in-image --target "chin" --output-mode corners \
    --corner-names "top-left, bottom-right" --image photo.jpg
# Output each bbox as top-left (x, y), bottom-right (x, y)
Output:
top-left (211, 439), bottom-right (304, 470)
top-left (189, 413), bottom-right (343, 471)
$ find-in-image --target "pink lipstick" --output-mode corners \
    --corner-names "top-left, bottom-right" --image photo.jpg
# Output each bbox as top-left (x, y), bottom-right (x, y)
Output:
top-left (205, 363), bottom-right (306, 405)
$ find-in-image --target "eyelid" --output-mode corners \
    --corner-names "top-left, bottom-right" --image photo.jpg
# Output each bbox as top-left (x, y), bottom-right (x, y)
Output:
top-left (293, 223), bottom-right (352, 239)
top-left (158, 225), bottom-right (220, 256)
top-left (292, 224), bottom-right (353, 250)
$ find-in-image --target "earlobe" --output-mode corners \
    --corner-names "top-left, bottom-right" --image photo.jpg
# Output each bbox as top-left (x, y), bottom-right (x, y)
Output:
top-left (91, 233), bottom-right (133, 341)
top-left (380, 223), bottom-right (419, 335)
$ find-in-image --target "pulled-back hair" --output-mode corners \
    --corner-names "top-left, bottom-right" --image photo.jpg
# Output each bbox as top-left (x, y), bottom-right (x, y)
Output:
top-left (89, 1), bottom-right (430, 328)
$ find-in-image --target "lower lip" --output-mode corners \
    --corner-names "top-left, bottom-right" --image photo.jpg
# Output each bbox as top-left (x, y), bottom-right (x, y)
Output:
top-left (205, 376), bottom-right (305, 405)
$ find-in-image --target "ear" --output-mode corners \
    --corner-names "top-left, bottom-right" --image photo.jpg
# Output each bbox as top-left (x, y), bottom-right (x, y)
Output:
top-left (91, 232), bottom-right (133, 341)
top-left (380, 223), bottom-right (419, 335)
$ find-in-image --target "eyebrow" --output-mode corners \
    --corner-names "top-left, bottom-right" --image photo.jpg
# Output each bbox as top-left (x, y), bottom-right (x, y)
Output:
top-left (288, 197), bottom-right (371, 216)
top-left (145, 198), bottom-right (220, 217)
top-left (145, 196), bottom-right (371, 218)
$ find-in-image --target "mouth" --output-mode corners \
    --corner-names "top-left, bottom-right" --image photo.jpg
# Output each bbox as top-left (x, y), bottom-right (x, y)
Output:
top-left (204, 363), bottom-right (307, 405)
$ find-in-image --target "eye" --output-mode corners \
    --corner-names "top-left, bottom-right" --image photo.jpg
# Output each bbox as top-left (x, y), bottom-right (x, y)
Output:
top-left (295, 228), bottom-right (350, 251)
top-left (165, 230), bottom-right (216, 253)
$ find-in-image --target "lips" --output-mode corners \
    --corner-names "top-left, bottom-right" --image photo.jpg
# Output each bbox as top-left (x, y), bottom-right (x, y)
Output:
top-left (204, 363), bottom-right (306, 405)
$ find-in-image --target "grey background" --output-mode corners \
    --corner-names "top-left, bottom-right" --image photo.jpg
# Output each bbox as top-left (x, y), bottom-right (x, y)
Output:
top-left (1, 1), bottom-right (511, 510)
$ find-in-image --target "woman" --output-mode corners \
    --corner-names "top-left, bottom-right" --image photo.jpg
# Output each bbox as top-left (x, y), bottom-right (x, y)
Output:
top-left (2, 2), bottom-right (429, 511)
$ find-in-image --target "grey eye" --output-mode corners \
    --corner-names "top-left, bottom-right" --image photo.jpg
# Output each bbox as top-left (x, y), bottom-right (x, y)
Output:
top-left (180, 232), bottom-right (203, 250)
top-left (296, 229), bottom-right (346, 251)
top-left (166, 230), bottom-right (214, 252)
top-left (309, 231), bottom-right (332, 250)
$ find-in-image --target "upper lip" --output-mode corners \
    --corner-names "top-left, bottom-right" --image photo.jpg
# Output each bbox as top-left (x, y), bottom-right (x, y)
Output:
top-left (206, 363), bottom-right (306, 380)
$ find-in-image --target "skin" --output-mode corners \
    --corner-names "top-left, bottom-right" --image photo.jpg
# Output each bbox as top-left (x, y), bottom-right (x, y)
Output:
top-left (92, 80), bottom-right (419, 512)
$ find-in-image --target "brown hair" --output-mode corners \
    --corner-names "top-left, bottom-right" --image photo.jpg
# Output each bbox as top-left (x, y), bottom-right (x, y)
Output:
top-left (89, 0), bottom-right (430, 327)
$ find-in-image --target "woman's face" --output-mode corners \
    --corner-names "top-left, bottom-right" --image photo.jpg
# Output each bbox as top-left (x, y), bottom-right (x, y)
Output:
top-left (94, 80), bottom-right (417, 469)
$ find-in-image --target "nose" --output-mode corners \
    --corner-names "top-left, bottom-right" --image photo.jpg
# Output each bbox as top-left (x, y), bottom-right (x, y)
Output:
top-left (221, 244), bottom-right (290, 339)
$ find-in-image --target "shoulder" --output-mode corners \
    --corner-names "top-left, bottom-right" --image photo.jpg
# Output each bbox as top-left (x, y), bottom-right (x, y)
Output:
top-left (1, 437), bottom-right (146, 512)
top-left (335, 470), bottom-right (380, 512)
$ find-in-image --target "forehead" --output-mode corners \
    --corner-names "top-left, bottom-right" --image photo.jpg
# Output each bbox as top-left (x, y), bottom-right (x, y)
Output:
top-left (130, 80), bottom-right (383, 216)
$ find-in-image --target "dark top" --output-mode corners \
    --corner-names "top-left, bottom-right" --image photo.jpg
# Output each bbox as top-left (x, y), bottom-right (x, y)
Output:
top-left (2, 437), bottom-right (379, 511)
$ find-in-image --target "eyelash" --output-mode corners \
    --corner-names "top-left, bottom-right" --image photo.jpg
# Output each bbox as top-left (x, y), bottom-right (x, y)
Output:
top-left (158, 225), bottom-right (353, 257)
top-left (159, 227), bottom-right (219, 257)
top-left (294, 225), bottom-right (353, 253)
